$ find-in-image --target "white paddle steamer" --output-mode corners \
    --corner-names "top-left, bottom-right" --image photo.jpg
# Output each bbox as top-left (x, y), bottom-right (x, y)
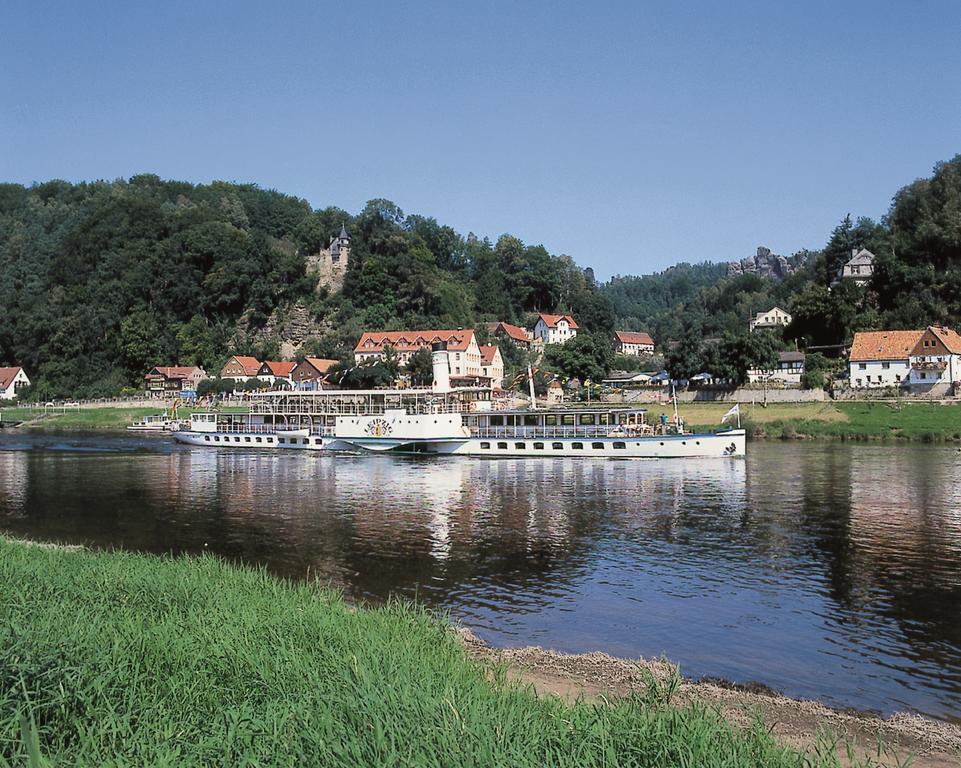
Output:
top-left (174, 344), bottom-right (744, 459)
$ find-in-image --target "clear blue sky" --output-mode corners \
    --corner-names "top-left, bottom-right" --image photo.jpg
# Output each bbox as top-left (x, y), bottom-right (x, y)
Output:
top-left (2, 1), bottom-right (959, 279)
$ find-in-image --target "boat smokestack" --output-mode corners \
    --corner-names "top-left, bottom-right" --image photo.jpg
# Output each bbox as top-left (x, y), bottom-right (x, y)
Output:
top-left (431, 341), bottom-right (451, 393)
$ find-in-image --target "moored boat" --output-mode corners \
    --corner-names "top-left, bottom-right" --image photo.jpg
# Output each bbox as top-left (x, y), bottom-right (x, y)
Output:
top-left (173, 344), bottom-right (744, 458)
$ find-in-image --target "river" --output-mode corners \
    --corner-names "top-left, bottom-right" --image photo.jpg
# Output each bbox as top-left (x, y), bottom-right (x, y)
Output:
top-left (1, 432), bottom-right (960, 721)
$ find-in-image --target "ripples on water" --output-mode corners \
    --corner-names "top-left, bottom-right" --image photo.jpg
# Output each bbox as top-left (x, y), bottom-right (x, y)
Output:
top-left (1, 433), bottom-right (961, 721)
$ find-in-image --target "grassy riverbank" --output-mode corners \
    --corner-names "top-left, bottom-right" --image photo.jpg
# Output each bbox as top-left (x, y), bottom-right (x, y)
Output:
top-left (0, 406), bottom-right (244, 431)
top-left (681, 401), bottom-right (961, 442)
top-left (0, 538), bottom-right (887, 767)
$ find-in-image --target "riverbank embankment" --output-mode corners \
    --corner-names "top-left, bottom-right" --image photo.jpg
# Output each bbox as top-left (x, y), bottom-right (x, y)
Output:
top-left (682, 401), bottom-right (961, 442)
top-left (2, 537), bottom-right (958, 766)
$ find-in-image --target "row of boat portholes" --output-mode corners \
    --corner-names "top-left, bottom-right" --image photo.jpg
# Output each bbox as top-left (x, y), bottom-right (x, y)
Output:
top-left (478, 440), bottom-right (702, 451)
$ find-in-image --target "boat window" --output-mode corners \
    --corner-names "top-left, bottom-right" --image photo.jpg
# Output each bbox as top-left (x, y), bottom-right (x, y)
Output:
top-left (533, 442), bottom-right (544, 449)
top-left (480, 442), bottom-right (490, 449)
top-left (613, 442), bottom-right (626, 449)
top-left (267, 438), bottom-right (274, 443)
top-left (255, 437), bottom-right (262, 443)
top-left (315, 439), bottom-right (323, 445)
top-left (514, 442), bottom-right (526, 450)
top-left (278, 437), bottom-right (286, 444)
top-left (552, 442), bottom-right (563, 450)
top-left (572, 442), bottom-right (584, 450)
top-left (544, 415), bottom-right (557, 426)
top-left (234, 437), bottom-right (240, 443)
top-left (244, 436), bottom-right (251, 442)
top-left (523, 415), bottom-right (538, 427)
top-left (490, 415), bottom-right (504, 426)
top-left (204, 436), bottom-right (210, 442)
top-left (497, 442), bottom-right (508, 449)
top-left (579, 414), bottom-right (595, 425)
top-left (562, 414), bottom-right (575, 426)
top-left (599, 413), bottom-right (610, 425)
top-left (592, 442), bottom-right (605, 450)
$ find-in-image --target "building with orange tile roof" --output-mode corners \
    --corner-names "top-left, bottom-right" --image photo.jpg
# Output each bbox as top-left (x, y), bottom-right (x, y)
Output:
top-left (907, 326), bottom-right (961, 394)
top-left (143, 366), bottom-right (208, 396)
top-left (479, 345), bottom-right (504, 388)
top-left (256, 361), bottom-right (297, 386)
top-left (533, 313), bottom-right (578, 345)
top-left (354, 330), bottom-right (482, 378)
top-left (485, 322), bottom-right (532, 348)
top-left (612, 330), bottom-right (655, 356)
top-left (291, 358), bottom-right (340, 390)
top-left (220, 355), bottom-right (263, 382)
top-left (848, 330), bottom-right (924, 388)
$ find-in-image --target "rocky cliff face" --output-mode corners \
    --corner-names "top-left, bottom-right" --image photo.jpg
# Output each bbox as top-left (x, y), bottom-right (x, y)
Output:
top-left (727, 246), bottom-right (795, 281)
top-left (233, 302), bottom-right (332, 359)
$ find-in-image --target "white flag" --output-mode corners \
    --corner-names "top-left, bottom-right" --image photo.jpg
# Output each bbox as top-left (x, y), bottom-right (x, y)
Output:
top-left (721, 404), bottom-right (740, 424)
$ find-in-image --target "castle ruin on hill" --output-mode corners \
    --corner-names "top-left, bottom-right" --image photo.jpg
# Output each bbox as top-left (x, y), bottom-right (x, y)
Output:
top-left (306, 224), bottom-right (351, 293)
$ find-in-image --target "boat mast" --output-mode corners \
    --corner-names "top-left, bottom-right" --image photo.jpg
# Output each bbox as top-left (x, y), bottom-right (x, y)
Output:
top-left (528, 364), bottom-right (537, 410)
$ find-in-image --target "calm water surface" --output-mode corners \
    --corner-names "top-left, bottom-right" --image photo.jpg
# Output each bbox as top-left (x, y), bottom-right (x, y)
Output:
top-left (1, 432), bottom-right (961, 721)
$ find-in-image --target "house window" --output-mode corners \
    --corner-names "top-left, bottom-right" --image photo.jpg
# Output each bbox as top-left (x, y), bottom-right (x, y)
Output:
top-left (856, 379), bottom-right (862, 386)
top-left (895, 374), bottom-right (901, 382)
top-left (881, 362), bottom-right (890, 370)
top-left (858, 363), bottom-right (866, 370)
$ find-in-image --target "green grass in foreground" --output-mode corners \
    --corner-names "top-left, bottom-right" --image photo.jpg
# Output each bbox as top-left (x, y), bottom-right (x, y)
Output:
top-left (0, 539), bottom-right (879, 767)
top-left (0, 406), bottom-right (245, 430)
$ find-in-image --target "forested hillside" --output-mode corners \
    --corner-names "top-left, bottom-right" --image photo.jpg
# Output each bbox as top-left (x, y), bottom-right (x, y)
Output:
top-left (1, 155), bottom-right (959, 397)
top-left (0, 177), bottom-right (612, 397)
top-left (600, 155), bottom-right (961, 353)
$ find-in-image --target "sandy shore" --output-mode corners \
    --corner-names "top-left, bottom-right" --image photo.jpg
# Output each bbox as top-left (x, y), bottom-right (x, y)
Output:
top-left (458, 628), bottom-right (961, 768)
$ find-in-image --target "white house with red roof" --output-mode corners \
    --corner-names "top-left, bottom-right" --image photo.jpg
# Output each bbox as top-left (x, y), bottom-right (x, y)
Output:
top-left (533, 313), bottom-right (578, 345)
top-left (848, 330), bottom-right (923, 388)
top-left (220, 355), bottom-right (262, 383)
top-left (479, 345), bottom-right (504, 388)
top-left (0, 367), bottom-right (30, 400)
top-left (907, 326), bottom-right (961, 393)
top-left (144, 366), bottom-right (208, 396)
top-left (256, 361), bottom-right (297, 386)
top-left (354, 330), bottom-right (482, 377)
top-left (612, 330), bottom-right (655, 356)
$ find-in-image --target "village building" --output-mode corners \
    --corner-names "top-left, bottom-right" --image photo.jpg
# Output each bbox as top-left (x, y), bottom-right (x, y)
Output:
top-left (307, 224), bottom-right (351, 293)
top-left (291, 358), bottom-right (340, 390)
top-left (143, 366), bottom-right (208, 396)
top-left (612, 330), bottom-right (655, 356)
top-left (836, 248), bottom-right (876, 287)
top-left (749, 306), bottom-right (792, 332)
top-left (220, 355), bottom-right (263, 383)
top-left (485, 322), bottom-right (532, 348)
top-left (545, 378), bottom-right (565, 405)
top-left (256, 361), bottom-right (297, 387)
top-left (479, 345), bottom-right (504, 389)
top-left (907, 326), bottom-right (961, 395)
top-left (848, 330), bottom-right (923, 388)
top-left (601, 371), bottom-right (655, 388)
top-left (747, 352), bottom-right (806, 385)
top-left (0, 366), bottom-right (30, 400)
top-left (354, 330), bottom-right (483, 378)
top-left (533, 313), bottom-right (578, 345)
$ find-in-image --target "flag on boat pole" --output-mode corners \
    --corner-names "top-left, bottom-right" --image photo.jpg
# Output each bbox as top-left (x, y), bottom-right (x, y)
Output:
top-left (721, 403), bottom-right (741, 428)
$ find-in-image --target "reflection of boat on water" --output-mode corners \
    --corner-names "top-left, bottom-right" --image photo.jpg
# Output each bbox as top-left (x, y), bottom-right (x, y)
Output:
top-left (174, 344), bottom-right (745, 459)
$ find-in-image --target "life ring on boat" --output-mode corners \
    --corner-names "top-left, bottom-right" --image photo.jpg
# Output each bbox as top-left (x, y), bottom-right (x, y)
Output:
top-left (469, 401), bottom-right (477, 412)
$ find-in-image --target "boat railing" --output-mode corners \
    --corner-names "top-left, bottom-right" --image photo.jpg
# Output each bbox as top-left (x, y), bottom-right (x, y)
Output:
top-left (246, 401), bottom-right (478, 417)
top-left (471, 425), bottom-right (659, 439)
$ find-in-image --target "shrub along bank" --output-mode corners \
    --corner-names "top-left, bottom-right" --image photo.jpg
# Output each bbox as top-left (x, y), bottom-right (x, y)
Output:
top-left (0, 538), bottom-right (888, 767)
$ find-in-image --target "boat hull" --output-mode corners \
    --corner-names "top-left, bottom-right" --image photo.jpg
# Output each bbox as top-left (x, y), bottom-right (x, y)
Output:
top-left (173, 429), bottom-right (746, 458)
